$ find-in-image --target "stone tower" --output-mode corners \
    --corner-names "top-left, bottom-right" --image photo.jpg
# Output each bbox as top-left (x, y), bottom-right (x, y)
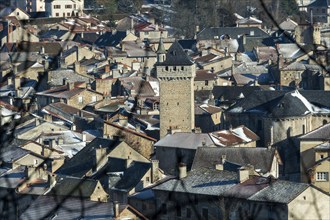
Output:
top-left (156, 41), bottom-right (196, 138)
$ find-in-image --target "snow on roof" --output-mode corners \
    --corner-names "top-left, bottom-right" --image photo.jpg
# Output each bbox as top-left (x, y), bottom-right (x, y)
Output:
top-left (291, 90), bottom-right (330, 114)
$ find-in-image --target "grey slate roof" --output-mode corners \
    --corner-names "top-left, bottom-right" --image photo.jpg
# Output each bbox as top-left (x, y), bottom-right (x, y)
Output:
top-left (158, 41), bottom-right (194, 66)
top-left (228, 90), bottom-right (330, 118)
top-left (112, 160), bottom-right (151, 191)
top-left (0, 146), bottom-right (29, 163)
top-left (191, 147), bottom-right (277, 174)
top-left (55, 138), bottom-right (122, 177)
top-left (248, 180), bottom-right (309, 203)
top-left (197, 27), bottom-right (269, 40)
top-left (308, 0), bottom-right (330, 7)
top-left (94, 31), bottom-right (126, 47)
top-left (154, 132), bottom-right (215, 149)
top-left (49, 176), bottom-right (98, 198)
top-left (152, 168), bottom-right (237, 196)
top-left (48, 69), bottom-right (91, 87)
top-left (20, 195), bottom-right (115, 220)
top-left (299, 123), bottom-right (330, 141)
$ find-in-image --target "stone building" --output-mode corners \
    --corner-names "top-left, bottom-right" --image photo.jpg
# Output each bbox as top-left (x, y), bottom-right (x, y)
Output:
top-left (299, 123), bottom-right (330, 192)
top-left (155, 41), bottom-right (196, 138)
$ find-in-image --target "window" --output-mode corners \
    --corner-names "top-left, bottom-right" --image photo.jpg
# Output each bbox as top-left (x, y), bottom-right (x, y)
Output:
top-left (186, 208), bottom-right (191, 218)
top-left (146, 177), bottom-right (150, 182)
top-left (74, 4), bottom-right (76, 9)
top-left (202, 208), bottom-right (208, 220)
top-left (316, 172), bottom-right (328, 181)
top-left (16, 12), bottom-right (19, 15)
top-left (162, 204), bottom-right (167, 214)
top-left (176, 205), bottom-right (181, 217)
top-left (55, 13), bottom-right (59, 16)
top-left (65, 5), bottom-right (72, 8)
top-left (67, 13), bottom-right (70, 16)
top-left (320, 154), bottom-right (324, 159)
top-left (194, 195), bottom-right (198, 204)
top-left (78, 96), bottom-right (83, 103)
top-left (54, 5), bottom-right (60, 9)
top-left (145, 32), bottom-right (149, 36)
top-left (205, 80), bottom-right (209, 86)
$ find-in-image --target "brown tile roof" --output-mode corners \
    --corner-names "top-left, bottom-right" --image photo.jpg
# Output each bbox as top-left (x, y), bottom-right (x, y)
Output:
top-left (210, 125), bottom-right (259, 146)
top-left (195, 70), bottom-right (218, 81)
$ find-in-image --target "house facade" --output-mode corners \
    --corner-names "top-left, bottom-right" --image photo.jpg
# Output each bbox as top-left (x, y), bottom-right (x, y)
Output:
top-left (45, 0), bottom-right (83, 17)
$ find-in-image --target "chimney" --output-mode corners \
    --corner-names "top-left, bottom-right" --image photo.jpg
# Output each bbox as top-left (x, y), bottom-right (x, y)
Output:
top-left (242, 34), bottom-right (246, 45)
top-left (215, 164), bottom-right (223, 170)
top-left (63, 78), bottom-right (68, 86)
top-left (57, 137), bottom-right (64, 145)
top-left (82, 132), bottom-right (86, 142)
top-left (178, 163), bottom-right (187, 179)
top-left (95, 146), bottom-right (107, 171)
top-left (68, 82), bottom-right (75, 90)
top-left (221, 155), bottom-right (226, 164)
top-left (136, 124), bottom-right (141, 133)
top-left (151, 160), bottom-right (159, 183)
top-left (7, 77), bottom-right (12, 86)
top-left (48, 174), bottom-right (57, 188)
top-left (105, 64), bottom-right (110, 73)
top-left (9, 97), bottom-right (13, 105)
top-left (126, 157), bottom-right (133, 169)
top-left (14, 76), bottom-right (20, 90)
top-left (35, 118), bottom-right (40, 126)
top-left (49, 139), bottom-right (56, 148)
top-left (238, 167), bottom-right (250, 183)
top-left (113, 201), bottom-right (119, 217)
top-left (43, 59), bottom-right (49, 71)
top-left (40, 46), bottom-right (45, 54)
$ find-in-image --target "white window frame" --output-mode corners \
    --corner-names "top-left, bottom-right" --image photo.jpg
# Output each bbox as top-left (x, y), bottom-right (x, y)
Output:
top-left (316, 172), bottom-right (328, 181)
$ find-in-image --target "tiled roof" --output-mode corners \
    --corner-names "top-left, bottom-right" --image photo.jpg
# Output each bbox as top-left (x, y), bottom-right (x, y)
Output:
top-left (48, 176), bottom-right (98, 198)
top-left (48, 69), bottom-right (91, 87)
top-left (194, 70), bottom-right (218, 81)
top-left (154, 132), bottom-right (215, 149)
top-left (158, 41), bottom-right (194, 66)
top-left (308, 0), bottom-right (330, 7)
top-left (228, 90), bottom-right (330, 118)
top-left (108, 159), bottom-right (151, 191)
top-left (20, 195), bottom-right (115, 219)
top-left (212, 85), bottom-right (262, 102)
top-left (94, 31), bottom-right (126, 47)
top-left (191, 147), bottom-right (276, 174)
top-left (248, 180), bottom-right (309, 203)
top-left (153, 168), bottom-right (237, 196)
top-left (210, 126), bottom-right (259, 146)
top-left (55, 138), bottom-right (122, 177)
top-left (197, 27), bottom-right (269, 40)
top-left (223, 176), bottom-right (272, 199)
top-left (299, 123), bottom-right (330, 141)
